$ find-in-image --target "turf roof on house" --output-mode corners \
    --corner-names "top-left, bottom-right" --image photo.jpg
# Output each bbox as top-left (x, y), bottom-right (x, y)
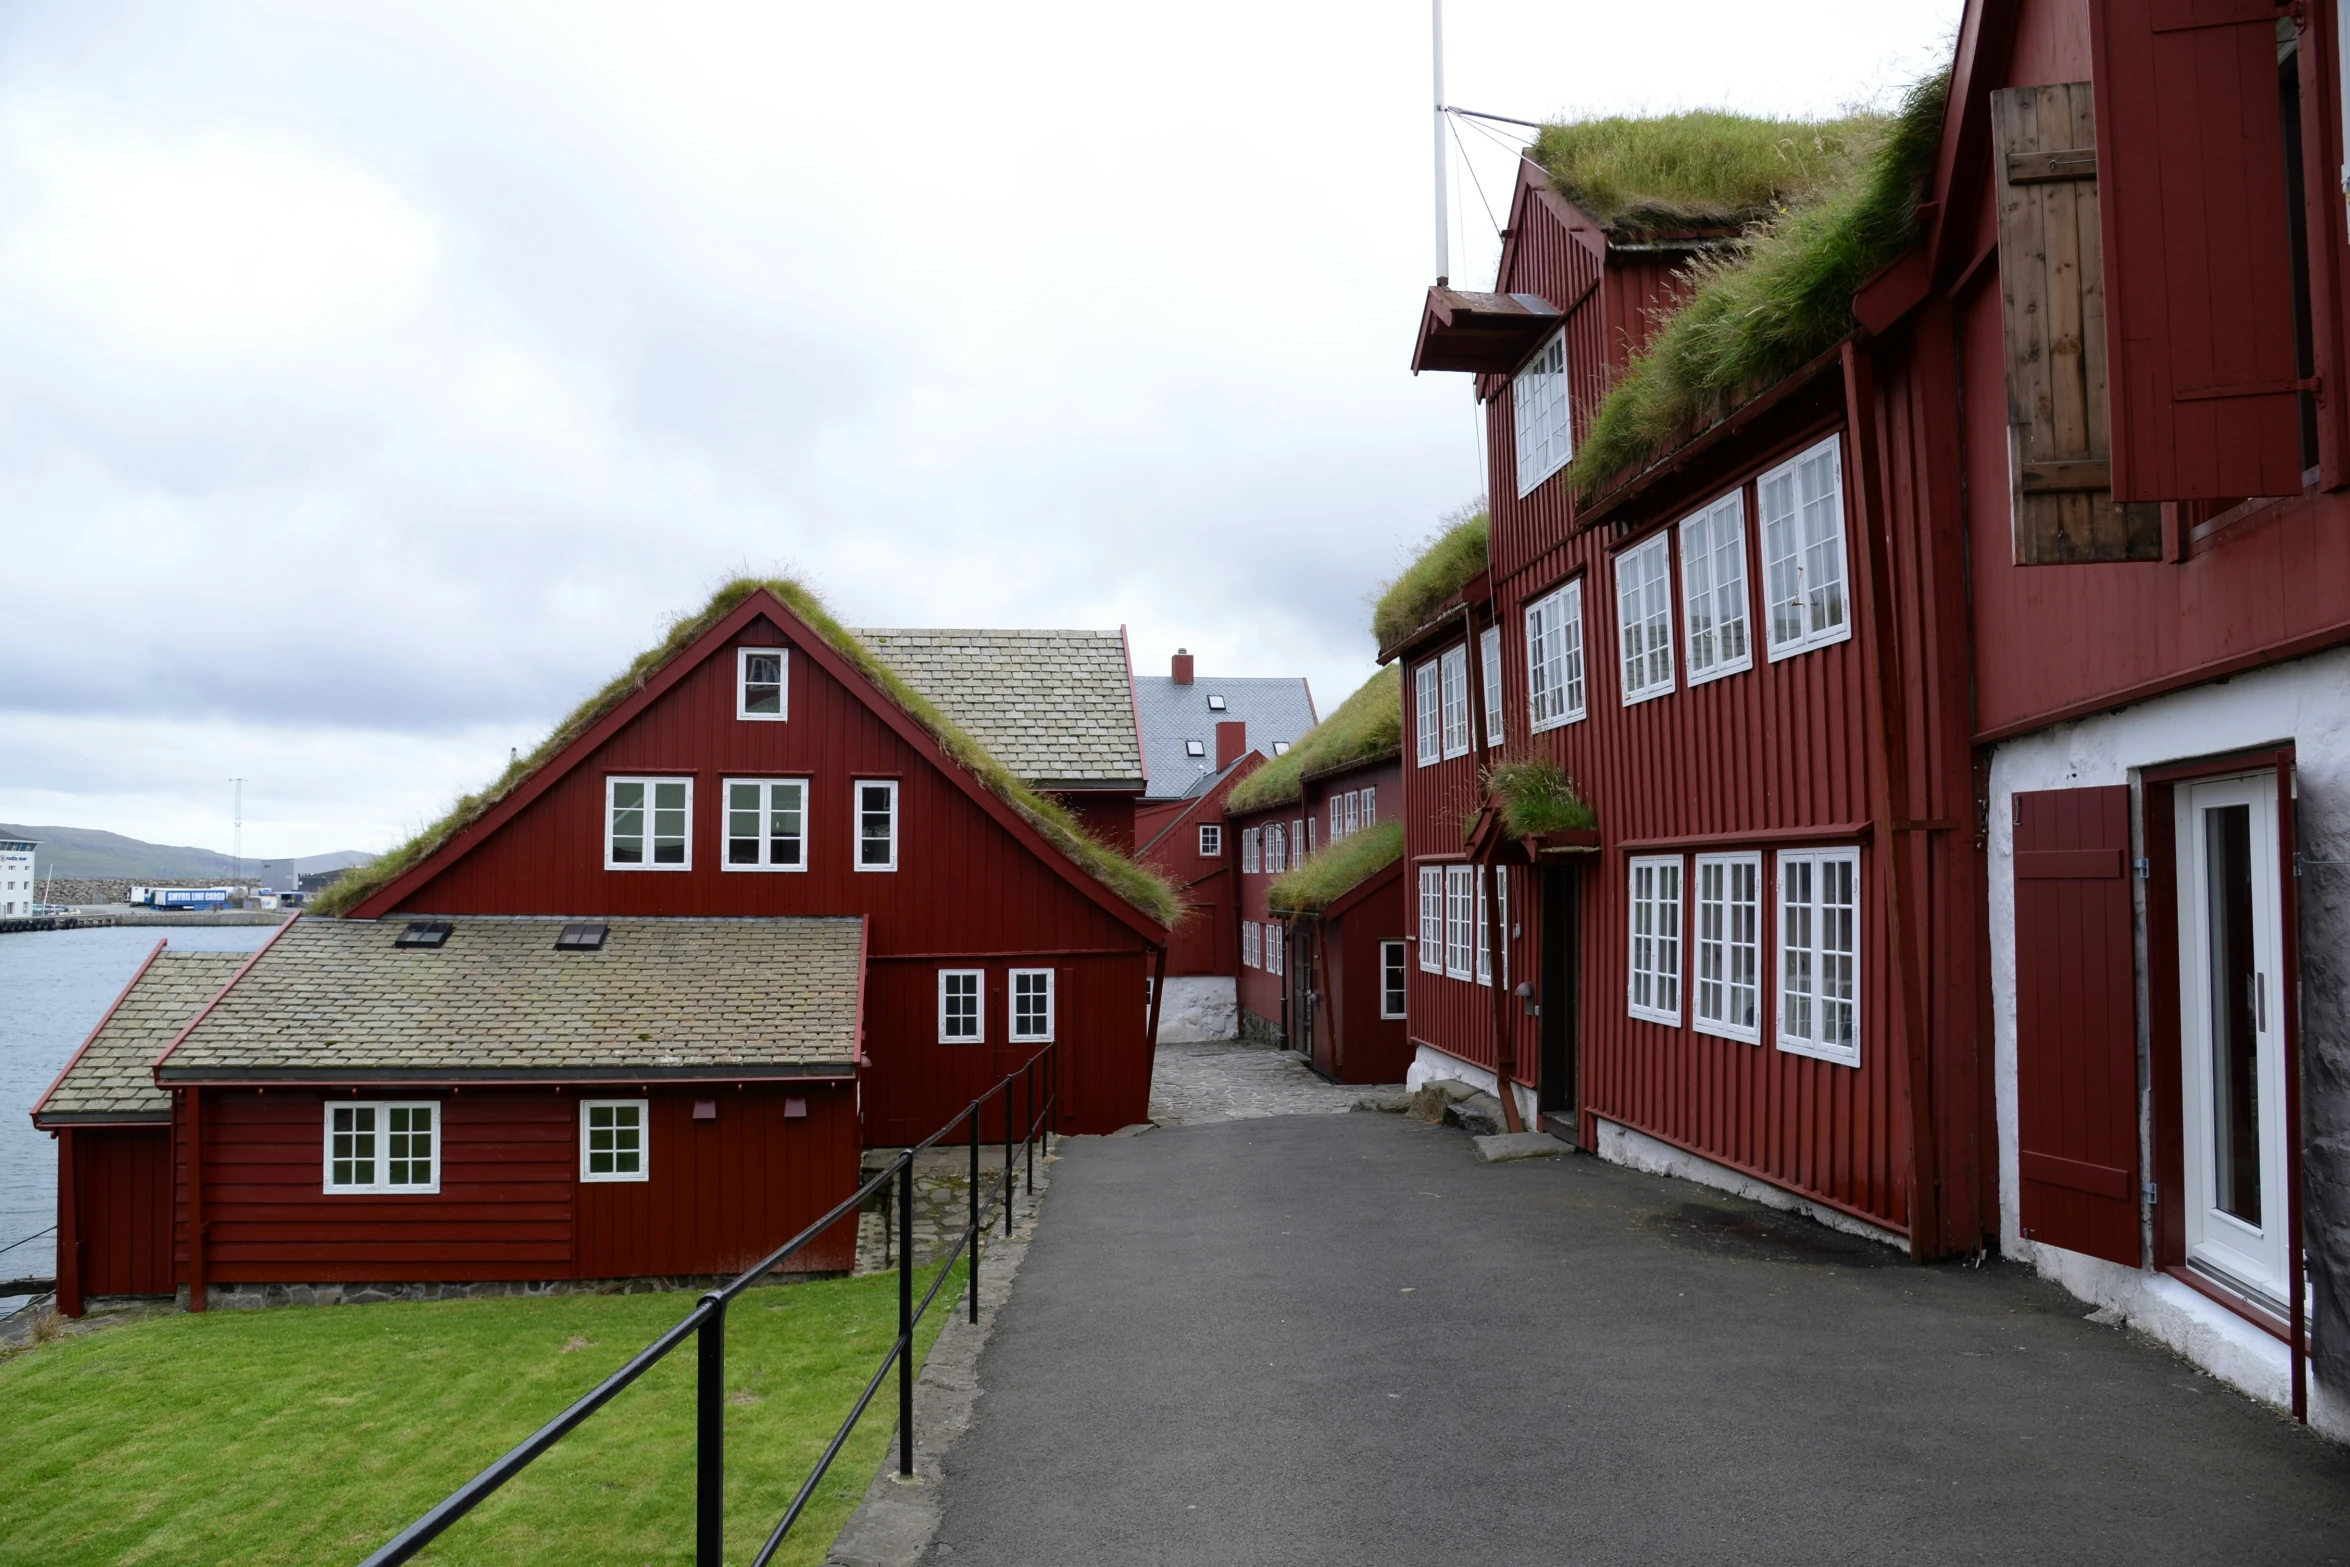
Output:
top-left (313, 579), bottom-right (1181, 928)
top-left (1529, 109), bottom-right (1879, 235)
top-left (1266, 820), bottom-right (1403, 917)
top-left (1370, 510), bottom-right (1488, 655)
top-left (1226, 665), bottom-right (1402, 816)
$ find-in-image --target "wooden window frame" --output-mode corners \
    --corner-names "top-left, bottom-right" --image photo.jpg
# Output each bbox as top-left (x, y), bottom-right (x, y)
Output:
top-left (1361, 786), bottom-right (1377, 828)
top-left (606, 776), bottom-right (693, 872)
top-left (1241, 827), bottom-right (1260, 874)
top-left (1330, 796), bottom-right (1346, 842)
top-left (1759, 436), bottom-right (1853, 661)
top-left (1418, 867), bottom-right (1445, 973)
top-left (1513, 329), bottom-right (1573, 497)
top-left (1414, 660), bottom-right (1443, 767)
top-left (938, 968), bottom-right (985, 1044)
top-left (721, 777), bottom-right (808, 872)
top-left (1010, 968), bottom-right (1056, 1043)
top-left (1776, 846), bottom-right (1861, 1067)
top-left (1198, 823), bottom-right (1223, 858)
top-left (1679, 490), bottom-right (1754, 685)
top-left (1381, 940), bottom-right (1409, 1020)
top-left (1615, 533), bottom-right (1678, 705)
top-left (1266, 823), bottom-right (1287, 875)
top-left (1627, 855), bottom-right (1684, 1026)
top-left (1444, 865), bottom-right (1476, 980)
top-left (736, 647), bottom-right (788, 722)
top-left (1480, 625), bottom-right (1505, 746)
top-left (1439, 644), bottom-right (1472, 759)
top-left (1691, 851), bottom-right (1763, 1044)
top-left (1525, 580), bottom-right (1587, 732)
top-left (855, 780), bottom-right (899, 873)
top-left (1243, 919), bottom-right (1260, 969)
top-left (580, 1098), bottom-right (650, 1184)
top-left (324, 1101), bottom-right (440, 1195)
top-left (1475, 868), bottom-right (1509, 988)
top-left (1266, 924), bottom-right (1285, 977)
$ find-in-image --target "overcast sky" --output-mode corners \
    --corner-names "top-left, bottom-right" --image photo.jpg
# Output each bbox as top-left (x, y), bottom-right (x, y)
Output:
top-left (0, 0), bottom-right (1959, 858)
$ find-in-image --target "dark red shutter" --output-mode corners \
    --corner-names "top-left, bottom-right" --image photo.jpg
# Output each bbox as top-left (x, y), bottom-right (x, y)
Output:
top-left (2090, 0), bottom-right (2307, 500)
top-left (2015, 786), bottom-right (2141, 1265)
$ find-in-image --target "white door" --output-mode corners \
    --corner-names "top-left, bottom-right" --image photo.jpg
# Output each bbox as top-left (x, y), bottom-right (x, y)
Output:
top-left (2176, 773), bottom-right (2290, 1303)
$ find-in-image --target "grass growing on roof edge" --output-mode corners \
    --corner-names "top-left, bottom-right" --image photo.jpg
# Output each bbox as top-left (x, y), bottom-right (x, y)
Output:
top-left (1565, 71), bottom-right (1950, 494)
top-left (1225, 666), bottom-right (1403, 816)
top-left (312, 578), bottom-right (1180, 928)
top-left (1483, 759), bottom-right (1595, 841)
top-left (1530, 108), bottom-right (1878, 235)
top-left (1369, 509), bottom-right (1488, 653)
top-left (1266, 820), bottom-right (1404, 916)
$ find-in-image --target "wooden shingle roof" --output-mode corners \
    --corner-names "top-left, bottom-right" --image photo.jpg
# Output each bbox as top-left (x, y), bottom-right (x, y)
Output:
top-left (33, 947), bottom-right (247, 1124)
top-left (858, 628), bottom-right (1143, 789)
top-left (157, 916), bottom-right (864, 1084)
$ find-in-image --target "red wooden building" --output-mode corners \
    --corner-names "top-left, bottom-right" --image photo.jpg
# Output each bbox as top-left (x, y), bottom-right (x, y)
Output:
top-left (1402, 0), bottom-right (2350, 1433)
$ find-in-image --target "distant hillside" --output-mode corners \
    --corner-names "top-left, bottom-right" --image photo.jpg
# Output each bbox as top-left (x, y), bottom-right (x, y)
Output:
top-left (0, 824), bottom-right (373, 881)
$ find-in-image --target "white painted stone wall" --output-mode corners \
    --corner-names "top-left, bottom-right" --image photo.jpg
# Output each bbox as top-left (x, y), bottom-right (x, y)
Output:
top-left (1155, 976), bottom-right (1237, 1044)
top-left (1986, 645), bottom-right (2350, 1439)
top-left (1405, 1044), bottom-right (1539, 1134)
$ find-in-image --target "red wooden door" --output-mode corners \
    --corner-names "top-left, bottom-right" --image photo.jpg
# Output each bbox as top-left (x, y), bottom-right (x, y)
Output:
top-left (2014, 786), bottom-right (2142, 1265)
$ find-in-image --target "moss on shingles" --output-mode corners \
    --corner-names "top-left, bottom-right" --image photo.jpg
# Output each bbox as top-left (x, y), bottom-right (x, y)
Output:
top-left (1531, 108), bottom-right (1877, 235)
top-left (314, 578), bottom-right (1181, 928)
top-left (1370, 508), bottom-right (1488, 653)
top-left (1267, 821), bottom-right (1404, 917)
top-left (1566, 71), bottom-right (1950, 494)
top-left (1225, 666), bottom-right (1402, 816)
top-left (1484, 759), bottom-right (1596, 841)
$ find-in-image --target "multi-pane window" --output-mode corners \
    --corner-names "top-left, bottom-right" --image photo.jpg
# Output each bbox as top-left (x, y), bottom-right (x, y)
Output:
top-left (856, 781), bottom-right (898, 871)
top-left (1439, 645), bottom-right (1471, 758)
top-left (1628, 856), bottom-right (1684, 1025)
top-left (1242, 828), bottom-right (1260, 874)
top-left (1266, 924), bottom-right (1284, 976)
top-left (1474, 869), bottom-right (1510, 987)
top-left (325, 1103), bottom-right (438, 1194)
top-left (723, 779), bottom-right (807, 870)
top-left (1615, 533), bottom-right (1676, 705)
top-left (581, 1100), bottom-right (648, 1182)
top-left (1760, 436), bottom-right (1851, 659)
top-left (1010, 969), bottom-right (1055, 1042)
top-left (1444, 865), bottom-right (1476, 980)
top-left (1692, 852), bottom-right (1762, 1043)
top-left (1381, 940), bottom-right (1408, 1019)
top-left (1360, 786), bottom-right (1376, 827)
top-left (1243, 920), bottom-right (1261, 968)
top-left (737, 647), bottom-right (788, 720)
top-left (1298, 819), bottom-right (1310, 859)
top-left (1199, 824), bottom-right (1223, 857)
top-left (1778, 847), bottom-right (1861, 1065)
top-left (607, 777), bottom-right (691, 870)
top-left (1266, 823), bottom-right (1287, 875)
top-left (1415, 660), bottom-right (1442, 767)
top-left (1418, 867), bottom-right (1445, 973)
top-left (1526, 581), bottom-right (1587, 730)
top-left (1330, 796), bottom-right (1346, 842)
top-left (1680, 492), bottom-right (1753, 684)
top-left (1479, 626), bottom-right (1505, 747)
top-left (1513, 330), bottom-right (1572, 496)
top-left (938, 969), bottom-right (983, 1043)
top-left (1345, 791), bottom-right (1361, 837)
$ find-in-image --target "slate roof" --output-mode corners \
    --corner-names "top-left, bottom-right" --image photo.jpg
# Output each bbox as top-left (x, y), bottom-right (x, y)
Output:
top-left (857, 628), bottom-right (1143, 790)
top-left (157, 916), bottom-right (864, 1082)
top-left (1134, 675), bottom-right (1318, 800)
top-left (34, 948), bottom-right (246, 1123)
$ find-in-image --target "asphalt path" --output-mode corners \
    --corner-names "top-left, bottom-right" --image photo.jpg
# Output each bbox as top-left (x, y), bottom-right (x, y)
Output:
top-left (930, 1111), bottom-right (2350, 1565)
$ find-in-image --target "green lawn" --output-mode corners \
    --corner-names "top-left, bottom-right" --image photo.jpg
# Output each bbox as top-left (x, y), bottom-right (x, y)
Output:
top-left (0, 1263), bottom-right (964, 1566)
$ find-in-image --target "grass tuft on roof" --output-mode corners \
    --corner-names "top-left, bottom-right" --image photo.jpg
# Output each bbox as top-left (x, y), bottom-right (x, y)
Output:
top-left (1267, 820), bottom-right (1404, 917)
top-left (1225, 666), bottom-right (1402, 816)
top-left (1371, 507), bottom-right (1488, 653)
top-left (1531, 109), bottom-right (1878, 235)
top-left (1483, 758), bottom-right (1596, 841)
top-left (313, 578), bottom-right (1181, 928)
top-left (1565, 71), bottom-right (1950, 494)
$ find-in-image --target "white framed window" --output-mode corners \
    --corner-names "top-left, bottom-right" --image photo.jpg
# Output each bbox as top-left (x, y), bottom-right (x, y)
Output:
top-left (325, 1102), bottom-right (439, 1194)
top-left (1513, 329), bottom-right (1572, 496)
top-left (1345, 791), bottom-right (1361, 837)
top-left (1415, 660), bottom-right (1442, 767)
top-left (1242, 828), bottom-right (1260, 874)
top-left (1479, 625), bottom-right (1504, 747)
top-left (1381, 941), bottom-right (1408, 1019)
top-left (1680, 491), bottom-right (1753, 684)
top-left (1474, 868), bottom-right (1510, 987)
top-left (581, 1099), bottom-right (649, 1182)
top-left (1778, 847), bottom-right (1861, 1066)
top-left (1199, 823), bottom-right (1223, 857)
top-left (939, 968), bottom-right (984, 1043)
top-left (1296, 819), bottom-right (1309, 861)
top-left (1440, 645), bottom-right (1471, 758)
top-left (723, 778), bottom-right (807, 871)
top-left (855, 780), bottom-right (898, 871)
top-left (1444, 865), bottom-right (1476, 980)
top-left (1010, 969), bottom-right (1055, 1042)
top-left (1266, 924), bottom-right (1284, 976)
top-left (1418, 867), bottom-right (1445, 972)
top-left (607, 777), bottom-right (692, 870)
top-left (1628, 856), bottom-right (1684, 1026)
top-left (1266, 823), bottom-right (1287, 875)
top-left (1692, 852), bottom-right (1762, 1043)
top-left (1760, 435), bottom-right (1851, 660)
top-left (1243, 920), bottom-right (1261, 968)
top-left (1615, 533), bottom-right (1676, 705)
top-left (737, 648), bottom-right (788, 721)
top-left (1360, 786), bottom-right (1376, 827)
top-left (1330, 796), bottom-right (1346, 842)
top-left (1525, 581), bottom-right (1587, 731)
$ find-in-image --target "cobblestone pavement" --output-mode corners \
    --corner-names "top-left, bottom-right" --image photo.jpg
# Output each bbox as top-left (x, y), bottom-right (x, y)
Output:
top-left (1145, 1037), bottom-right (1374, 1125)
top-left (854, 1140), bottom-right (1047, 1275)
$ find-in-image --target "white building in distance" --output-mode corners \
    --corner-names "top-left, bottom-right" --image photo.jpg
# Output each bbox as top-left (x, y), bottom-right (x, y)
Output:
top-left (0, 837), bottom-right (37, 916)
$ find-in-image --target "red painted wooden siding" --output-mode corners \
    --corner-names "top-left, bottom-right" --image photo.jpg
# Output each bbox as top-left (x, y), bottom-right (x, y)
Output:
top-left (2014, 786), bottom-right (2141, 1265)
top-left (1321, 868), bottom-right (1410, 1085)
top-left (73, 1128), bottom-right (174, 1297)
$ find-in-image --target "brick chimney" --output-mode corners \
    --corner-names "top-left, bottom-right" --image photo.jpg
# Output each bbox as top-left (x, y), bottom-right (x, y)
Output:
top-left (1216, 720), bottom-right (1247, 770)
top-left (1172, 648), bottom-right (1194, 685)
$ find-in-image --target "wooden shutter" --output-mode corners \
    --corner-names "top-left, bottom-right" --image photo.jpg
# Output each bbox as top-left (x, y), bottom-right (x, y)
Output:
top-left (2014, 786), bottom-right (2141, 1266)
top-left (1993, 85), bottom-right (2163, 563)
top-left (2090, 0), bottom-right (2308, 501)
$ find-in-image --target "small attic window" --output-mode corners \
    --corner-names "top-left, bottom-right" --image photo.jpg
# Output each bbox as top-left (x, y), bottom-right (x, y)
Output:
top-left (395, 921), bottom-right (453, 949)
top-left (1206, 694), bottom-right (1227, 711)
top-left (555, 922), bottom-right (609, 952)
top-left (737, 648), bottom-right (788, 721)
top-left (1185, 739), bottom-right (1207, 758)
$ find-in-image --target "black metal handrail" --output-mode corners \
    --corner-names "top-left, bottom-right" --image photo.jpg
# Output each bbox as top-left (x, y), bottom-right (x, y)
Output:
top-left (359, 1042), bottom-right (1058, 1567)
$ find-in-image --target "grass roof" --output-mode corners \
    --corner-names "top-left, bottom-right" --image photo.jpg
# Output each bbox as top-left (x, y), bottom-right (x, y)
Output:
top-left (1483, 759), bottom-right (1596, 841)
top-left (1531, 109), bottom-right (1878, 235)
top-left (313, 578), bottom-right (1181, 928)
top-left (1225, 665), bottom-right (1401, 816)
top-left (1371, 508), bottom-right (1487, 653)
top-left (1267, 820), bottom-right (1403, 917)
top-left (1566, 71), bottom-right (1950, 494)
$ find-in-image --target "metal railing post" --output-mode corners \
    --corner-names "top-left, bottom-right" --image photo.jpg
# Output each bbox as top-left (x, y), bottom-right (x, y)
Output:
top-left (968, 1103), bottom-right (981, 1324)
top-left (897, 1156), bottom-right (915, 1478)
top-left (1003, 1088), bottom-right (1015, 1237)
top-left (1024, 1058), bottom-right (1035, 1196)
top-left (697, 1296), bottom-right (725, 1566)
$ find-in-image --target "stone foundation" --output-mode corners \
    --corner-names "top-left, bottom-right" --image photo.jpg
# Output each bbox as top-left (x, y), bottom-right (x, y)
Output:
top-left (180, 1269), bottom-right (843, 1311)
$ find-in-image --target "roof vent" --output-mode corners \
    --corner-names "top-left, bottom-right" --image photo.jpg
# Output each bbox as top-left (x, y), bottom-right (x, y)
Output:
top-left (555, 922), bottom-right (609, 952)
top-left (1206, 694), bottom-right (1227, 711)
top-left (395, 920), bottom-right (453, 948)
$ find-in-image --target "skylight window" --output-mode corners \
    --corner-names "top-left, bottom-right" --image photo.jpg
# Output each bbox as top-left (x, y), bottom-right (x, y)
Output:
top-left (395, 920), bottom-right (452, 948)
top-left (555, 922), bottom-right (609, 951)
top-left (1271, 741), bottom-right (1289, 756)
top-left (1206, 694), bottom-right (1228, 711)
top-left (1185, 739), bottom-right (1207, 757)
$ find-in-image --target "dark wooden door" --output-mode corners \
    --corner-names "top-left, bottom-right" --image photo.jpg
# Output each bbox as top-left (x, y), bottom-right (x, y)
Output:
top-left (1538, 865), bottom-right (1581, 1131)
